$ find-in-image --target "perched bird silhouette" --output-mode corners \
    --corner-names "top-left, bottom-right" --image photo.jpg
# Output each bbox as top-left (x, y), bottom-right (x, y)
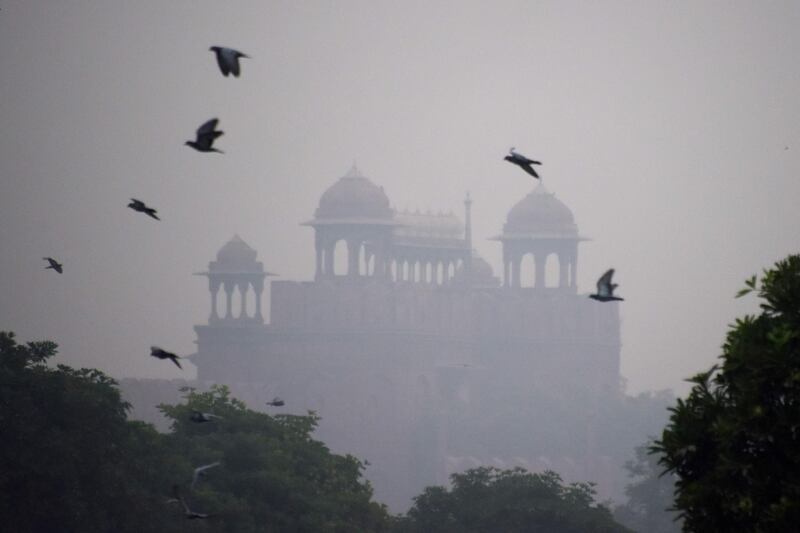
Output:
top-left (185, 118), bottom-right (224, 153)
top-left (172, 485), bottom-right (212, 519)
top-left (589, 269), bottom-right (624, 302)
top-left (128, 199), bottom-right (160, 220)
top-left (43, 257), bottom-right (63, 274)
top-left (210, 46), bottom-right (249, 77)
top-left (190, 411), bottom-right (222, 423)
top-left (266, 397), bottom-right (285, 407)
top-left (191, 462), bottom-right (221, 489)
top-left (504, 148), bottom-right (542, 179)
top-left (150, 346), bottom-right (182, 369)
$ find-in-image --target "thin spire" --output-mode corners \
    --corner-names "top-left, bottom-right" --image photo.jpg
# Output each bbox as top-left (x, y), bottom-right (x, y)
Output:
top-left (344, 160), bottom-right (363, 178)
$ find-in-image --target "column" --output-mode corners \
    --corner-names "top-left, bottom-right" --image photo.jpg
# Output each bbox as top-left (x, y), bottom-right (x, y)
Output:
top-left (347, 239), bottom-right (360, 277)
top-left (253, 280), bottom-right (264, 322)
top-left (314, 233), bottom-right (323, 280)
top-left (534, 253), bottom-right (545, 289)
top-left (224, 281), bottom-right (234, 319)
top-left (209, 278), bottom-right (220, 321)
top-left (324, 241), bottom-right (335, 277)
top-left (558, 253), bottom-right (568, 289)
top-left (238, 282), bottom-right (248, 319)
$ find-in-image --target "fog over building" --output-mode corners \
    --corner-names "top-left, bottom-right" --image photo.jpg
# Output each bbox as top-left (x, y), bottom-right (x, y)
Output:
top-left (122, 165), bottom-right (670, 510)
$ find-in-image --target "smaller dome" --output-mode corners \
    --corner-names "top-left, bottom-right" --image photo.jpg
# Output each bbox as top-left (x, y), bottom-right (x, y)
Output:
top-left (504, 183), bottom-right (577, 236)
top-left (315, 164), bottom-right (392, 220)
top-left (211, 235), bottom-right (261, 272)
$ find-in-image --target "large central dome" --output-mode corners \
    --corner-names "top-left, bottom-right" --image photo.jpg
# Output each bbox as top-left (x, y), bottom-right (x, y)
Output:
top-left (503, 183), bottom-right (577, 237)
top-left (315, 164), bottom-right (392, 220)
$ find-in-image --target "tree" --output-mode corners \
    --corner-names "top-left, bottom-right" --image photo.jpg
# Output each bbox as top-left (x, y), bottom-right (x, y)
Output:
top-left (395, 466), bottom-right (631, 532)
top-left (0, 332), bottom-right (392, 532)
top-left (0, 331), bottom-right (184, 533)
top-left (159, 385), bottom-right (391, 532)
top-left (654, 254), bottom-right (800, 531)
top-left (613, 440), bottom-right (682, 533)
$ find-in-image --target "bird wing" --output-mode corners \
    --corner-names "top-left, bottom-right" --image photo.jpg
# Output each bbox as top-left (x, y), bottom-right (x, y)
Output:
top-left (195, 462), bottom-right (221, 475)
top-left (596, 269), bottom-right (615, 296)
top-left (214, 49), bottom-right (231, 76)
top-left (220, 48), bottom-right (241, 77)
top-left (196, 118), bottom-right (219, 137)
top-left (520, 163), bottom-right (540, 179)
top-left (170, 356), bottom-right (183, 369)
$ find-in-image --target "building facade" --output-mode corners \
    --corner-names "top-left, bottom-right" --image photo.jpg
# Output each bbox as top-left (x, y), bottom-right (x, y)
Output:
top-left (188, 165), bottom-right (623, 509)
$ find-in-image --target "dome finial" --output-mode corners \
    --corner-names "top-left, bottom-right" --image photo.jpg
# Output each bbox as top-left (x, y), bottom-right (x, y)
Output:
top-left (344, 160), bottom-right (363, 178)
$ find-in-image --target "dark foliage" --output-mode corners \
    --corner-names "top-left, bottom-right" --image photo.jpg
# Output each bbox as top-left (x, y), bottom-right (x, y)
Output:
top-left (613, 440), bottom-right (682, 533)
top-left (654, 254), bottom-right (800, 531)
top-left (0, 332), bottom-right (391, 532)
top-left (394, 466), bottom-right (631, 532)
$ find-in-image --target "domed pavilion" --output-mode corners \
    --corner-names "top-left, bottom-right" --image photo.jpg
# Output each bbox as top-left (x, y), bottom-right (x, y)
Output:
top-left (493, 183), bottom-right (587, 290)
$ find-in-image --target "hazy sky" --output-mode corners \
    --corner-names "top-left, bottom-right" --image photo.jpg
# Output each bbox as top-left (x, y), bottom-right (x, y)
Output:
top-left (1, 1), bottom-right (799, 395)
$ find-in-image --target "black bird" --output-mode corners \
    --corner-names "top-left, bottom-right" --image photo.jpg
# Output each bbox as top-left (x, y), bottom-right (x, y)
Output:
top-left (191, 462), bottom-right (221, 489)
top-left (504, 147), bottom-right (542, 179)
top-left (172, 485), bottom-right (212, 519)
top-left (190, 410), bottom-right (222, 423)
top-left (128, 199), bottom-right (160, 220)
top-left (210, 46), bottom-right (249, 77)
top-left (150, 346), bottom-right (183, 369)
top-left (266, 396), bottom-right (285, 407)
top-left (185, 118), bottom-right (224, 153)
top-left (589, 269), bottom-right (624, 302)
top-left (43, 257), bottom-right (63, 273)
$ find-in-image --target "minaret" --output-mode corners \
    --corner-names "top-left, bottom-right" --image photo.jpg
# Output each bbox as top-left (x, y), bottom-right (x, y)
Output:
top-left (464, 192), bottom-right (473, 278)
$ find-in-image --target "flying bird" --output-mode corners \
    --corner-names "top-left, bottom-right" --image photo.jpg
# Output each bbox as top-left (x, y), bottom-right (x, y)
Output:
top-left (150, 346), bottom-right (183, 369)
top-left (589, 269), bottom-right (624, 302)
top-left (191, 462), bottom-right (221, 489)
top-left (128, 199), bottom-right (160, 220)
top-left (210, 46), bottom-right (249, 77)
top-left (504, 148), bottom-right (542, 179)
top-left (185, 118), bottom-right (224, 153)
top-left (190, 411), bottom-right (222, 423)
top-left (43, 257), bottom-right (63, 274)
top-left (172, 485), bottom-right (212, 519)
top-left (266, 397), bottom-right (285, 407)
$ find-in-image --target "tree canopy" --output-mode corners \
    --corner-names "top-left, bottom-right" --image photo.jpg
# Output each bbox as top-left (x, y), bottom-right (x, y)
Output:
top-left (613, 440), bottom-right (681, 533)
top-left (395, 466), bottom-right (630, 533)
top-left (654, 254), bottom-right (800, 531)
top-left (0, 332), bottom-right (391, 533)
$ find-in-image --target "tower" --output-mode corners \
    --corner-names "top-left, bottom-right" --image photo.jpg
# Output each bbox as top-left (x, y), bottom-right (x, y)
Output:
top-left (492, 183), bottom-right (587, 291)
top-left (302, 164), bottom-right (397, 280)
top-left (195, 235), bottom-right (274, 323)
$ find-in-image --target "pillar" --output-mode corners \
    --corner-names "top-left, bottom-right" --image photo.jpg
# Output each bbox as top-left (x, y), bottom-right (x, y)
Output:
top-left (558, 253), bottom-right (568, 289)
top-left (224, 282), bottom-right (234, 319)
top-left (253, 280), bottom-right (264, 322)
top-left (209, 278), bottom-right (221, 321)
top-left (347, 239), bottom-right (360, 277)
top-left (534, 253), bottom-right (545, 289)
top-left (238, 282), bottom-right (248, 319)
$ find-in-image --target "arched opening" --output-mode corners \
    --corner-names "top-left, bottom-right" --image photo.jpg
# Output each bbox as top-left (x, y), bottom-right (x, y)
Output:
top-left (414, 261), bottom-right (421, 283)
top-left (544, 253), bottom-right (560, 288)
top-left (436, 262), bottom-right (444, 285)
top-left (425, 262), bottom-right (433, 283)
top-left (447, 262), bottom-right (455, 284)
top-left (333, 239), bottom-right (347, 276)
top-left (520, 253), bottom-right (535, 288)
